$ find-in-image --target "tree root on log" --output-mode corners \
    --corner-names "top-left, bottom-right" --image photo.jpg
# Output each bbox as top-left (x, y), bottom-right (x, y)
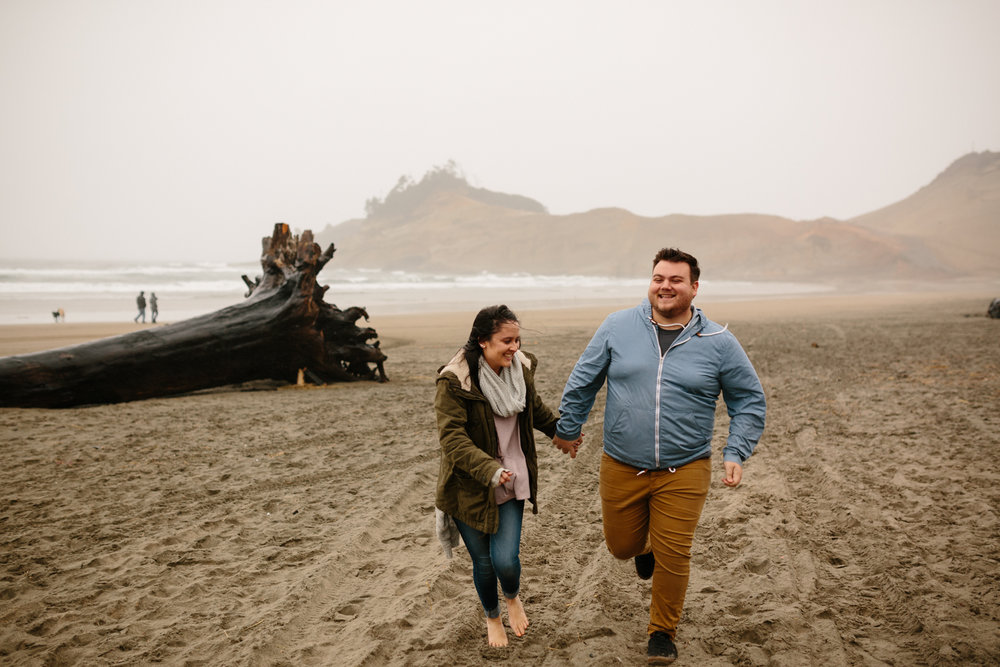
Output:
top-left (0, 224), bottom-right (388, 408)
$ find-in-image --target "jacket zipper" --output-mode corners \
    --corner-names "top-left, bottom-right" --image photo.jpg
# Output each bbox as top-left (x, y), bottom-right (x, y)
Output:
top-left (653, 325), bottom-right (695, 469)
top-left (654, 341), bottom-right (666, 468)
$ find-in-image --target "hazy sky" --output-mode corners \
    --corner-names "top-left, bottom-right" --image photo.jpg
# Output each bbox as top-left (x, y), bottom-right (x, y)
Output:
top-left (2, 0), bottom-right (998, 262)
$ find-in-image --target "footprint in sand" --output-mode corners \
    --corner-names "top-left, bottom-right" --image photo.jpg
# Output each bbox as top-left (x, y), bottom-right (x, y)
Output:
top-left (325, 596), bottom-right (370, 623)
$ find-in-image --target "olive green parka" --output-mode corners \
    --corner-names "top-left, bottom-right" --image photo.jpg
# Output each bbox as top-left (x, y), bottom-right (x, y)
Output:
top-left (434, 349), bottom-right (559, 534)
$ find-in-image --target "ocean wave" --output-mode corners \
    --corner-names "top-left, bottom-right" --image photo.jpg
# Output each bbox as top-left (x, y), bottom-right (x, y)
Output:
top-left (0, 261), bottom-right (833, 325)
top-left (0, 281), bottom-right (247, 295)
top-left (0, 265), bottom-right (258, 283)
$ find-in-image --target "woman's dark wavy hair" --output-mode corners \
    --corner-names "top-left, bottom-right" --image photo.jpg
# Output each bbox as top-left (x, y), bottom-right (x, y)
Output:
top-left (462, 304), bottom-right (519, 386)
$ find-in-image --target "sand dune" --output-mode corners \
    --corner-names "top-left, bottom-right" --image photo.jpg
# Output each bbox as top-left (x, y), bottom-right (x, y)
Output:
top-left (1, 293), bottom-right (998, 665)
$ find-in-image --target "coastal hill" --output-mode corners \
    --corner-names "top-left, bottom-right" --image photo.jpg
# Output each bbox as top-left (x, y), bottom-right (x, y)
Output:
top-left (315, 152), bottom-right (1000, 282)
top-left (850, 151), bottom-right (1000, 275)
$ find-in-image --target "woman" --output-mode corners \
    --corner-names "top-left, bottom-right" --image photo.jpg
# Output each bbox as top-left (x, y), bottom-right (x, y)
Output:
top-left (434, 305), bottom-right (580, 648)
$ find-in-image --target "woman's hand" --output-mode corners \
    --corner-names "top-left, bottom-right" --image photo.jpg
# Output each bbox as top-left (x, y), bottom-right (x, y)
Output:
top-left (552, 435), bottom-right (583, 458)
top-left (498, 469), bottom-right (514, 485)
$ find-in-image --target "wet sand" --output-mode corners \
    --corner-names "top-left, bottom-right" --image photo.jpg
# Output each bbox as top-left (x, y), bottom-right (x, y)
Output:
top-left (1, 292), bottom-right (998, 665)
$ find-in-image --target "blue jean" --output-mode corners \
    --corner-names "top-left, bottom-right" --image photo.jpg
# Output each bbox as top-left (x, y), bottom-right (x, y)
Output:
top-left (453, 499), bottom-right (524, 618)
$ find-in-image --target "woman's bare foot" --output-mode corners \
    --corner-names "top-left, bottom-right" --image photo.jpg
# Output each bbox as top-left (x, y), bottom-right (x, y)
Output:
top-left (486, 615), bottom-right (508, 647)
top-left (505, 595), bottom-right (529, 637)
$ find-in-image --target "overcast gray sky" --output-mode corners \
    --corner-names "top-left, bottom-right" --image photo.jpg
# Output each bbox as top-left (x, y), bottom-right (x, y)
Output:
top-left (2, 0), bottom-right (998, 262)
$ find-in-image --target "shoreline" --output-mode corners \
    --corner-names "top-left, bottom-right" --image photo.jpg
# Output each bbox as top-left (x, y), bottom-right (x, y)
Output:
top-left (0, 289), bottom-right (995, 358)
top-left (0, 288), bottom-right (995, 357)
top-left (3, 273), bottom-right (996, 327)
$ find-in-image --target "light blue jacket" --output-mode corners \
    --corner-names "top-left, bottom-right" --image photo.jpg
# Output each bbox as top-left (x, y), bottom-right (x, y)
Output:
top-left (555, 302), bottom-right (766, 470)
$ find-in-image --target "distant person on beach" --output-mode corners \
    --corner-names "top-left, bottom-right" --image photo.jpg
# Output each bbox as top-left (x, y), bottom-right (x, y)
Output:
top-left (51, 308), bottom-right (64, 322)
top-left (149, 293), bottom-right (158, 323)
top-left (434, 304), bottom-right (581, 648)
top-left (551, 247), bottom-right (766, 664)
top-left (134, 291), bottom-right (146, 323)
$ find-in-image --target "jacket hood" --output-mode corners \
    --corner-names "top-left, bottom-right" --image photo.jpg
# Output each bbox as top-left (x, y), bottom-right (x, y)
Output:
top-left (637, 300), bottom-right (727, 338)
top-left (439, 349), bottom-right (534, 392)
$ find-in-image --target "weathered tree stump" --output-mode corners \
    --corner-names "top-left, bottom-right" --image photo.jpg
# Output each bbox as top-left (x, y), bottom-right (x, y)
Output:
top-left (0, 224), bottom-right (387, 408)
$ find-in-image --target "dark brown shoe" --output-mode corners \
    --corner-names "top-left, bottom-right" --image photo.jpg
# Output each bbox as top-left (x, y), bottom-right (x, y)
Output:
top-left (634, 551), bottom-right (655, 580)
top-left (647, 631), bottom-right (677, 664)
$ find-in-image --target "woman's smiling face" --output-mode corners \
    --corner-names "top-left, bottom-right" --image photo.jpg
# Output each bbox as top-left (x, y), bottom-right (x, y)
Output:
top-left (481, 321), bottom-right (521, 373)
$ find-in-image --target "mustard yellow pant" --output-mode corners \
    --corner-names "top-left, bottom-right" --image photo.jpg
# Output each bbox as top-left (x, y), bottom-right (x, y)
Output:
top-left (599, 452), bottom-right (712, 638)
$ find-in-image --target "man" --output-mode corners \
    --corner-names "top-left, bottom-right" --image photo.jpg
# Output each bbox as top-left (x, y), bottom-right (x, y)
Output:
top-left (552, 247), bottom-right (765, 664)
top-left (149, 292), bottom-right (158, 323)
top-left (134, 291), bottom-right (146, 323)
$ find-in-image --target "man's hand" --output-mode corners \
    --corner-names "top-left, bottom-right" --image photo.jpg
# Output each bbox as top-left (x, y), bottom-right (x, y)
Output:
top-left (722, 461), bottom-right (743, 487)
top-left (552, 435), bottom-right (583, 458)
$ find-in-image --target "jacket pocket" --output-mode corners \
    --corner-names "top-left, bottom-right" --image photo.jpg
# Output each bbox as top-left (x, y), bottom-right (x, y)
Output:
top-left (453, 474), bottom-right (490, 525)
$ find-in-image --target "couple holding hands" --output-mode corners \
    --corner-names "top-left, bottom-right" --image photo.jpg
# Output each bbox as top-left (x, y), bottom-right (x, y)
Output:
top-left (434, 248), bottom-right (766, 664)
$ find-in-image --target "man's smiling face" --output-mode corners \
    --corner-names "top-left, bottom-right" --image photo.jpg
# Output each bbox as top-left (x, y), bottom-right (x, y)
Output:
top-left (648, 260), bottom-right (698, 323)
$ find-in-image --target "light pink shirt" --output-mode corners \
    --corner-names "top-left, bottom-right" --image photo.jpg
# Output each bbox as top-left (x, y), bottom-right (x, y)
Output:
top-left (493, 413), bottom-right (530, 504)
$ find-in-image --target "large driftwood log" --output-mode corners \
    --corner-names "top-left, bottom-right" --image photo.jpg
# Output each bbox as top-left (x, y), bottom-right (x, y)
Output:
top-left (0, 224), bottom-right (387, 408)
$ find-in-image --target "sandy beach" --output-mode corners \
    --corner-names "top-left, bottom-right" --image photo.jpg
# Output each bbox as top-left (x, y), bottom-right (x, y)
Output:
top-left (1, 292), bottom-right (998, 665)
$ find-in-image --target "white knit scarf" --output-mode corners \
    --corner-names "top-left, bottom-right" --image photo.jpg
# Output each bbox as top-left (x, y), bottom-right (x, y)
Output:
top-left (478, 352), bottom-right (526, 417)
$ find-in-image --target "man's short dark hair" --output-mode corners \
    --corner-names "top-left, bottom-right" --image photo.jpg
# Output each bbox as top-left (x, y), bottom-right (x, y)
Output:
top-left (652, 248), bottom-right (700, 282)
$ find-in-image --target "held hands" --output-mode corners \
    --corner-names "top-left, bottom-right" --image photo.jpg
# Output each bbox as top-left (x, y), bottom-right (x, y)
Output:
top-left (552, 434), bottom-right (583, 458)
top-left (722, 461), bottom-right (743, 487)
